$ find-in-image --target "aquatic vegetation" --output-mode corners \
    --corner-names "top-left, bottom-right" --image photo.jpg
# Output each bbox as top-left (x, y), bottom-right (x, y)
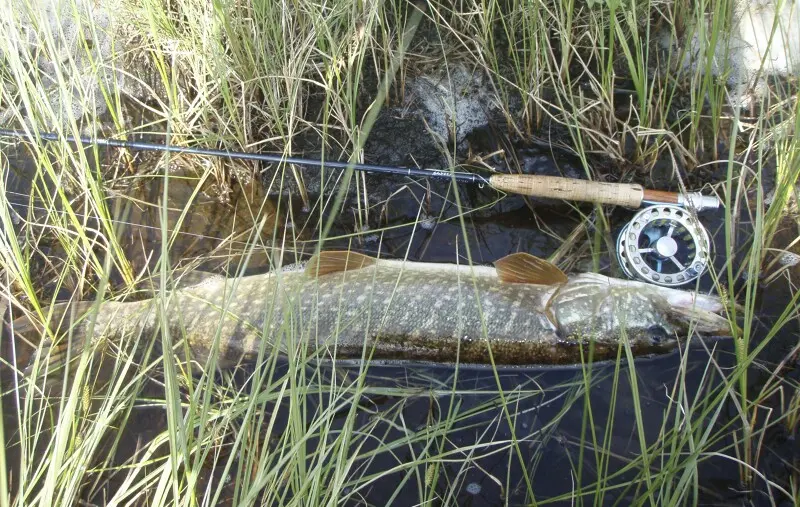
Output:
top-left (0, 0), bottom-right (146, 129)
top-left (0, 0), bottom-right (799, 505)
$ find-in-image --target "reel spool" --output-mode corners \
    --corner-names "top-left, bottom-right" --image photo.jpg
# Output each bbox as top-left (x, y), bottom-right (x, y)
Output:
top-left (617, 205), bottom-right (711, 287)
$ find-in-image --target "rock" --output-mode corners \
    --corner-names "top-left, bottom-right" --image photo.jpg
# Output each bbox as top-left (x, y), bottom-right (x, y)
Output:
top-left (1, 0), bottom-right (144, 129)
top-left (662, 0), bottom-right (800, 108)
top-left (404, 63), bottom-right (503, 149)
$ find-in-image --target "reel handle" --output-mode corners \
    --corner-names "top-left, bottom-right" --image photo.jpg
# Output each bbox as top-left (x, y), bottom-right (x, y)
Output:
top-left (488, 174), bottom-right (720, 211)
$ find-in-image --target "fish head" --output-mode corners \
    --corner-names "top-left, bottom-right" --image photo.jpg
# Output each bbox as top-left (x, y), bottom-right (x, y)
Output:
top-left (548, 273), bottom-right (732, 348)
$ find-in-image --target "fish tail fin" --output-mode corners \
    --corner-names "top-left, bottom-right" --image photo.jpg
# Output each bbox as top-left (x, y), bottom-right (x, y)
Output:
top-left (6, 301), bottom-right (107, 382)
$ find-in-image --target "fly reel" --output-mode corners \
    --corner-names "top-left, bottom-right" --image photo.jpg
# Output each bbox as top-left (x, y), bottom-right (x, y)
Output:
top-left (617, 204), bottom-right (711, 287)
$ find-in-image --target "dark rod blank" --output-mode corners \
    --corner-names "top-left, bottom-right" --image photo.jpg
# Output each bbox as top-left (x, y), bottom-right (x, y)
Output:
top-left (0, 128), bottom-right (489, 185)
top-left (0, 128), bottom-right (721, 210)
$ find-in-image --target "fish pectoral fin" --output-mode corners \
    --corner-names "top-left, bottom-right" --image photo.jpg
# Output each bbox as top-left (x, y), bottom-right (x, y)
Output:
top-left (495, 252), bottom-right (568, 285)
top-left (306, 251), bottom-right (377, 277)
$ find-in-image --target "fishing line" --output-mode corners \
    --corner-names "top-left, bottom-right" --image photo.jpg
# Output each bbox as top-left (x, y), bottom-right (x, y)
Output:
top-left (0, 128), bottom-right (721, 211)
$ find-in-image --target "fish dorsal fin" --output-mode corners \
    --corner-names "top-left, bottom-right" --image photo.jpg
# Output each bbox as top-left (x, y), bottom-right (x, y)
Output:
top-left (305, 251), bottom-right (377, 278)
top-left (494, 252), bottom-right (568, 285)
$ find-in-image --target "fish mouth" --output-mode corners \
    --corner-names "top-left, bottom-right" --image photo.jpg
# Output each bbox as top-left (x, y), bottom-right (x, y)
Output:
top-left (598, 276), bottom-right (734, 336)
top-left (658, 287), bottom-right (739, 336)
top-left (657, 290), bottom-right (735, 336)
top-left (666, 304), bottom-right (734, 336)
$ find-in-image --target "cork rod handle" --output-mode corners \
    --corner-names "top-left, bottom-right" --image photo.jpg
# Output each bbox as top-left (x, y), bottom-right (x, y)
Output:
top-left (488, 174), bottom-right (645, 208)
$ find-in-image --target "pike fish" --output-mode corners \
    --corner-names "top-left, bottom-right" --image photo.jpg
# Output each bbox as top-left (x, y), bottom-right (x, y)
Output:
top-left (9, 251), bottom-right (731, 373)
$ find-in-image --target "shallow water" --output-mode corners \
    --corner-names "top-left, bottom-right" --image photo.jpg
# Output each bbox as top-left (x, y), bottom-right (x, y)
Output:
top-left (322, 347), bottom-right (740, 504)
top-left (1, 130), bottom-right (797, 505)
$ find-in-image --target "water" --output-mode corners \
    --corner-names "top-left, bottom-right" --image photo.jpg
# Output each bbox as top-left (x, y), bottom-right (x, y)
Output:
top-left (1, 131), bottom-right (797, 505)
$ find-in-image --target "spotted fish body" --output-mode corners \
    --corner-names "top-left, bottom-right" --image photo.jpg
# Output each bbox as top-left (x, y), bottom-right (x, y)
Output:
top-left (14, 252), bottom-right (731, 370)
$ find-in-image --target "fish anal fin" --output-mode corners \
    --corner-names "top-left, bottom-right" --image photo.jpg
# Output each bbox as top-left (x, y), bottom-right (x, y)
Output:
top-left (495, 252), bottom-right (568, 285)
top-left (305, 251), bottom-right (377, 278)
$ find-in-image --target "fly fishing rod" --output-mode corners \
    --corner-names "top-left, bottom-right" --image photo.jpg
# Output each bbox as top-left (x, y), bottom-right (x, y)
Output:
top-left (0, 128), bottom-right (720, 211)
top-left (1, 127), bottom-right (722, 288)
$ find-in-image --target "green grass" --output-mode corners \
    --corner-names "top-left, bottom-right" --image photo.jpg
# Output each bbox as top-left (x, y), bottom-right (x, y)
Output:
top-left (1, 0), bottom-right (800, 504)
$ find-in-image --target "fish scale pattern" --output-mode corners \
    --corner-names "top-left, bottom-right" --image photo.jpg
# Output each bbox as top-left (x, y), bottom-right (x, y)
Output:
top-left (170, 263), bottom-right (705, 367)
top-left (16, 258), bottom-right (728, 373)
